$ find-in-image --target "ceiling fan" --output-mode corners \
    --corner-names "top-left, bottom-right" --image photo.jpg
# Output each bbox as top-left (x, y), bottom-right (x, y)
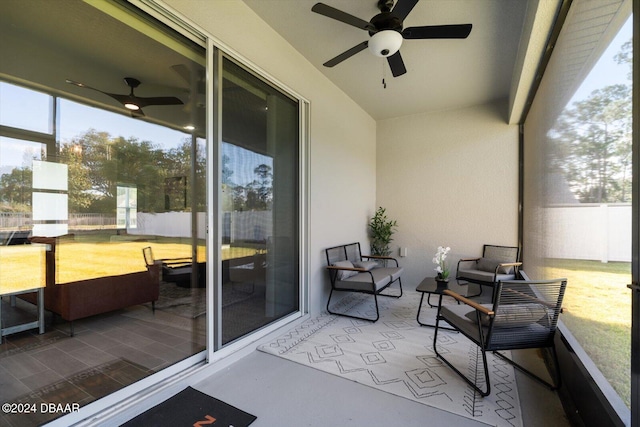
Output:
top-left (312, 0), bottom-right (472, 77)
top-left (65, 77), bottom-right (183, 117)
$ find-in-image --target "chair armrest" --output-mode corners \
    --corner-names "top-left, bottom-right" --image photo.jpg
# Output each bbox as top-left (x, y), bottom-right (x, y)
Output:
top-left (498, 262), bottom-right (522, 268)
top-left (162, 257), bottom-right (192, 262)
top-left (362, 255), bottom-right (399, 266)
top-left (457, 258), bottom-right (480, 269)
top-left (326, 265), bottom-right (367, 272)
top-left (162, 257), bottom-right (192, 267)
top-left (443, 289), bottom-right (494, 316)
top-left (492, 262), bottom-right (522, 276)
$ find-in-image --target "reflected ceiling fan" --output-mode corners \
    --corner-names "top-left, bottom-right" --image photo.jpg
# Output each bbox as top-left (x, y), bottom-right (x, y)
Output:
top-left (65, 77), bottom-right (183, 117)
top-left (312, 0), bottom-right (472, 77)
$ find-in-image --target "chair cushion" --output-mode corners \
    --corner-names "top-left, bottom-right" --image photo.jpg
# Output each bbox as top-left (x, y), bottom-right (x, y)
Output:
top-left (477, 258), bottom-right (514, 274)
top-left (353, 260), bottom-right (378, 271)
top-left (457, 268), bottom-right (515, 283)
top-left (465, 303), bottom-right (549, 328)
top-left (373, 267), bottom-right (404, 282)
top-left (440, 304), bottom-right (485, 343)
top-left (441, 304), bottom-right (553, 349)
top-left (332, 260), bottom-right (358, 280)
top-left (335, 267), bottom-right (403, 292)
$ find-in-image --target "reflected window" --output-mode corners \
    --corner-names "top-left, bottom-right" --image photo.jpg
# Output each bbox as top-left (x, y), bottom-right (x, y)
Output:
top-left (0, 82), bottom-right (52, 134)
top-left (0, 0), bottom-right (206, 424)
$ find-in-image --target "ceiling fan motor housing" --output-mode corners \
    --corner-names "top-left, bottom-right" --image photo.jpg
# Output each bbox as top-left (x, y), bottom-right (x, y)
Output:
top-left (368, 13), bottom-right (403, 57)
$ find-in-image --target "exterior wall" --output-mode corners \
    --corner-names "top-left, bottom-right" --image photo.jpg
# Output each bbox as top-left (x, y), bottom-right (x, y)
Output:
top-left (163, 0), bottom-right (376, 316)
top-left (376, 101), bottom-right (520, 287)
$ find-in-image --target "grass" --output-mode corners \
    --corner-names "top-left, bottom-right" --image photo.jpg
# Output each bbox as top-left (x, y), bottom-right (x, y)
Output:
top-left (0, 234), bottom-right (258, 286)
top-left (544, 258), bottom-right (631, 408)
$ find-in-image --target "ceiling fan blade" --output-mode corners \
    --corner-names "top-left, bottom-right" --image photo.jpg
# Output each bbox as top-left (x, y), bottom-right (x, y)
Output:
top-left (312, 3), bottom-right (375, 32)
top-left (134, 96), bottom-right (184, 108)
top-left (402, 24), bottom-right (472, 39)
top-left (323, 41), bottom-right (368, 67)
top-left (391, 0), bottom-right (419, 21)
top-left (66, 79), bottom-right (133, 106)
top-left (66, 79), bottom-right (114, 97)
top-left (387, 51), bottom-right (407, 77)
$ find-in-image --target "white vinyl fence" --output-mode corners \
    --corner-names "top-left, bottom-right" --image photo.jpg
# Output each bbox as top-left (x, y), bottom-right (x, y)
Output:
top-left (130, 211), bottom-right (271, 243)
top-left (544, 204), bottom-right (631, 262)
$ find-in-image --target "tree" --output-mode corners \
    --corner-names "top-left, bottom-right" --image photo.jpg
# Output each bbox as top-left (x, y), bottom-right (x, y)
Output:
top-left (0, 167), bottom-right (32, 210)
top-left (244, 164), bottom-right (273, 210)
top-left (59, 142), bottom-right (95, 212)
top-left (549, 40), bottom-right (632, 203)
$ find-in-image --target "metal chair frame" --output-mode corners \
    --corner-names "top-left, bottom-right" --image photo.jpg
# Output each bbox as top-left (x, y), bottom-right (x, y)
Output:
top-left (433, 278), bottom-right (567, 396)
top-left (456, 244), bottom-right (522, 300)
top-left (325, 242), bottom-right (403, 322)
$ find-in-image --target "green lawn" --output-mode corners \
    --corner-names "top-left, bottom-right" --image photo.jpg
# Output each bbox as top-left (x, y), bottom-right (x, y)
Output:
top-left (0, 234), bottom-right (256, 285)
top-left (545, 258), bottom-right (631, 407)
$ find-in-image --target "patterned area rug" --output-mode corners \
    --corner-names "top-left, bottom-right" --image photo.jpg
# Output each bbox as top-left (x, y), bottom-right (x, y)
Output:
top-left (258, 290), bottom-right (523, 427)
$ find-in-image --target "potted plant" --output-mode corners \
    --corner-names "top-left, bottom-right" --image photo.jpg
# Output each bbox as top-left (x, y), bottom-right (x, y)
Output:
top-left (369, 207), bottom-right (398, 256)
top-left (433, 246), bottom-right (451, 284)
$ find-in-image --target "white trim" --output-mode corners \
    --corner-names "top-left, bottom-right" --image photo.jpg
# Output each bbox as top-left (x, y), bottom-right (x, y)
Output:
top-left (300, 100), bottom-right (311, 315)
top-left (211, 43), bottom-right (223, 352)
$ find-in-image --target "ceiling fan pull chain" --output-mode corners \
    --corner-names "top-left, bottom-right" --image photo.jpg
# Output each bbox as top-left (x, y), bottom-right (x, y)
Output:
top-left (382, 60), bottom-right (387, 89)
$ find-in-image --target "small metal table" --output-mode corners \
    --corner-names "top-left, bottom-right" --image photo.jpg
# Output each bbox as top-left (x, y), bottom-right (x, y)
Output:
top-left (0, 286), bottom-right (45, 344)
top-left (416, 277), bottom-right (469, 329)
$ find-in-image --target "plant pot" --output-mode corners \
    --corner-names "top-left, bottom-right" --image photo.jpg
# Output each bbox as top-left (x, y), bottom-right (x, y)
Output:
top-left (435, 278), bottom-right (449, 288)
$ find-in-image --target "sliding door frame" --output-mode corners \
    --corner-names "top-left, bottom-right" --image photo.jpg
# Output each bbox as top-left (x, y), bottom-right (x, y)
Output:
top-left (630, 2), bottom-right (639, 427)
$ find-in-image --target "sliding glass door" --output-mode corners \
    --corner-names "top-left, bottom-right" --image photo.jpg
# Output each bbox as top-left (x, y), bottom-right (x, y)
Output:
top-left (0, 1), bottom-right (208, 424)
top-left (219, 57), bottom-right (300, 345)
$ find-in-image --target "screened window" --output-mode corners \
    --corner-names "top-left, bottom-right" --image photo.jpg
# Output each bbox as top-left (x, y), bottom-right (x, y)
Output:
top-left (523, 0), bottom-right (632, 409)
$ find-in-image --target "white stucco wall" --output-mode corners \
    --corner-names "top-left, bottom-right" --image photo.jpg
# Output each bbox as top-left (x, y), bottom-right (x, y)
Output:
top-left (376, 101), bottom-right (519, 287)
top-left (162, 0), bottom-right (376, 315)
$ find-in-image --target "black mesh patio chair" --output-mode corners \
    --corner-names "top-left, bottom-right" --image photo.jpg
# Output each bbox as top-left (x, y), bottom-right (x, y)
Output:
top-left (325, 243), bottom-right (403, 322)
top-left (433, 277), bottom-right (567, 396)
top-left (456, 244), bottom-right (522, 300)
top-left (142, 246), bottom-right (192, 285)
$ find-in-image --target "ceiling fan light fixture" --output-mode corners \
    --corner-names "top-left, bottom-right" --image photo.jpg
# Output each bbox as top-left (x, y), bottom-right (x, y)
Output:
top-left (124, 102), bottom-right (140, 111)
top-left (368, 30), bottom-right (402, 57)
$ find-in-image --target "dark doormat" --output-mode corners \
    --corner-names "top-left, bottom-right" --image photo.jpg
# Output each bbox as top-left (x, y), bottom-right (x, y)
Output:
top-left (121, 386), bottom-right (257, 427)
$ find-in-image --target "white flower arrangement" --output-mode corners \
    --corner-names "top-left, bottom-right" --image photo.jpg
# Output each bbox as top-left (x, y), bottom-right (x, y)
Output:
top-left (433, 246), bottom-right (451, 280)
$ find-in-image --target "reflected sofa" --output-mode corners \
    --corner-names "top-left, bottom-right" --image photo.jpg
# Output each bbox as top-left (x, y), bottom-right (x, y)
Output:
top-left (22, 236), bottom-right (159, 335)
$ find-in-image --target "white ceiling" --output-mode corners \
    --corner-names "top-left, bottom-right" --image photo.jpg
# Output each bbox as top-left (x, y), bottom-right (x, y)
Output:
top-left (243, 0), bottom-right (530, 120)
